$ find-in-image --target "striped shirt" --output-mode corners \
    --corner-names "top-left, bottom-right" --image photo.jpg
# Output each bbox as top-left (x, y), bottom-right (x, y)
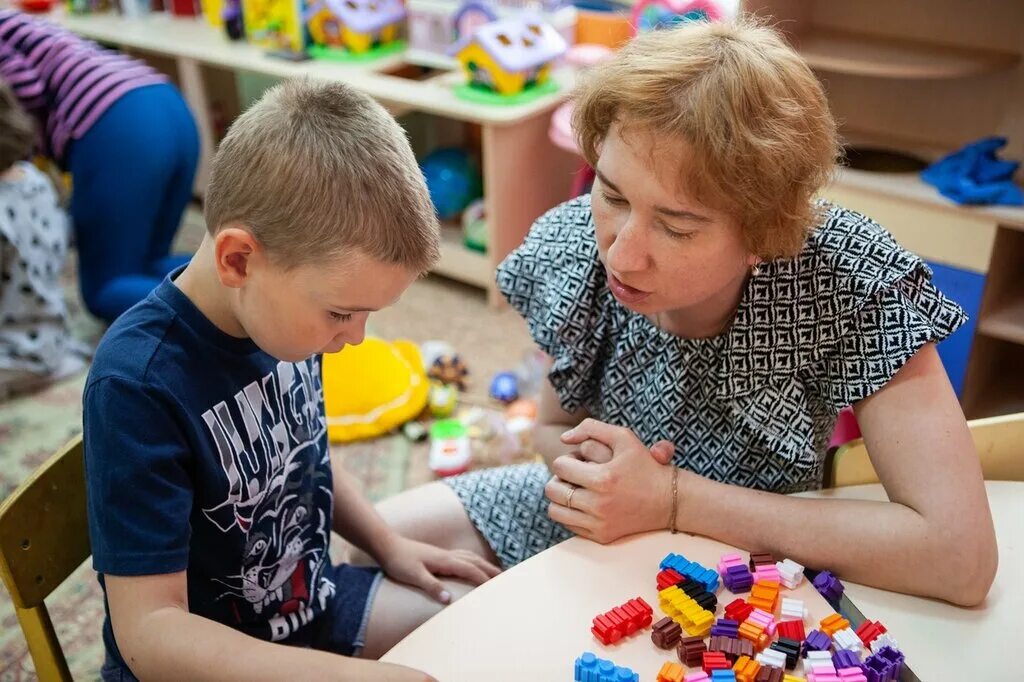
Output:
top-left (0, 10), bottom-right (167, 163)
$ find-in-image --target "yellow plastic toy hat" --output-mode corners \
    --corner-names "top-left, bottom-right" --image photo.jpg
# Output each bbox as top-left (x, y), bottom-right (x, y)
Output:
top-left (322, 337), bottom-right (429, 443)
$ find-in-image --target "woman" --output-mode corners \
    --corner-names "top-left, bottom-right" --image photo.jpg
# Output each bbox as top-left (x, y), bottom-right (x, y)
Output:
top-left (372, 19), bottom-right (997, 605)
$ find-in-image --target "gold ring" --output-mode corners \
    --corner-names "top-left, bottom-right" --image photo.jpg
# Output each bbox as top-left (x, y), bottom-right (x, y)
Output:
top-left (565, 484), bottom-right (577, 510)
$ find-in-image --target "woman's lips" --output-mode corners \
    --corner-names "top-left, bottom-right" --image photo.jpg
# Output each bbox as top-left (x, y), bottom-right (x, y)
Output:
top-left (607, 272), bottom-right (652, 305)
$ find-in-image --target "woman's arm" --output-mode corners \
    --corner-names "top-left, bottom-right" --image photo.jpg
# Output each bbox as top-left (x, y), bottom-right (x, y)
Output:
top-left (675, 343), bottom-right (997, 605)
top-left (532, 376), bottom-right (595, 469)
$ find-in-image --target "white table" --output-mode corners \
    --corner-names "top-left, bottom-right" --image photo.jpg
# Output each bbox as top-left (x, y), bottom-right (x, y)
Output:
top-left (382, 530), bottom-right (840, 680)
top-left (800, 481), bottom-right (1022, 681)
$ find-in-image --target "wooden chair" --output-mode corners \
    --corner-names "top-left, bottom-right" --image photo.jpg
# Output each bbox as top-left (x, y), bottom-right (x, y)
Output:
top-left (829, 412), bottom-right (1024, 487)
top-left (0, 436), bottom-right (90, 681)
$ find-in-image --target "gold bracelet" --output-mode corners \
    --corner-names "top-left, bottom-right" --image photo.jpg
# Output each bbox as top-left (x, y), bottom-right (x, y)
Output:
top-left (669, 466), bottom-right (679, 534)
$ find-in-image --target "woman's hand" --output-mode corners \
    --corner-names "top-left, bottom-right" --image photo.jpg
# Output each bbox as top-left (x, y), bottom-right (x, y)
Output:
top-left (544, 419), bottom-right (677, 543)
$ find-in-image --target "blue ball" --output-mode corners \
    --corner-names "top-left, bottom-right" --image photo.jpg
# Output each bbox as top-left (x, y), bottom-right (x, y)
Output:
top-left (420, 148), bottom-right (482, 220)
top-left (489, 372), bottom-right (519, 403)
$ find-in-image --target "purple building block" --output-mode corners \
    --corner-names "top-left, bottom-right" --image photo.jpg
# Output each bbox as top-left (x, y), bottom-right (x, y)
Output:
top-left (813, 570), bottom-right (845, 601)
top-left (723, 564), bottom-right (753, 593)
top-left (711, 619), bottom-right (740, 638)
top-left (833, 649), bottom-right (861, 669)
top-left (860, 647), bottom-right (905, 682)
top-left (802, 630), bottom-right (832, 657)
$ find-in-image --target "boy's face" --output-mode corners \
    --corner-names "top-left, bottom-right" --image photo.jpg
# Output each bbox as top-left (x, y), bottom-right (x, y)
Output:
top-left (229, 240), bottom-right (418, 362)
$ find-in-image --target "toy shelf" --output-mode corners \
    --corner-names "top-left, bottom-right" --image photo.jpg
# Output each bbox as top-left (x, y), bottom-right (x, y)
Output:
top-left (52, 9), bottom-right (580, 304)
top-left (794, 27), bottom-right (1019, 80)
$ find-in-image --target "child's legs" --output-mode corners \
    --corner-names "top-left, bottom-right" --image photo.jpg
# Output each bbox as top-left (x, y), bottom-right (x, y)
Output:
top-left (67, 84), bottom-right (197, 321)
top-left (358, 575), bottom-right (475, 660)
top-left (347, 482), bottom-right (499, 567)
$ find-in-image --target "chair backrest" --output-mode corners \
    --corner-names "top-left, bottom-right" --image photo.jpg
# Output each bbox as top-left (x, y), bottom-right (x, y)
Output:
top-left (830, 412), bottom-right (1024, 487)
top-left (0, 436), bottom-right (90, 681)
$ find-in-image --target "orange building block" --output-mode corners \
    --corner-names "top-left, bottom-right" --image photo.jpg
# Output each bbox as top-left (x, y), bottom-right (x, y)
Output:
top-left (820, 613), bottom-right (851, 637)
top-left (748, 580), bottom-right (780, 613)
top-left (733, 655), bottom-right (762, 682)
top-left (657, 661), bottom-right (686, 682)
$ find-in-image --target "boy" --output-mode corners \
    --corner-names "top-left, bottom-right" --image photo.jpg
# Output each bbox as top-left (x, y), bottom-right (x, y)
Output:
top-left (84, 79), bottom-right (498, 682)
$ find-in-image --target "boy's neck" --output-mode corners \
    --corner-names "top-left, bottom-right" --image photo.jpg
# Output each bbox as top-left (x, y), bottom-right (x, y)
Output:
top-left (173, 237), bottom-right (249, 339)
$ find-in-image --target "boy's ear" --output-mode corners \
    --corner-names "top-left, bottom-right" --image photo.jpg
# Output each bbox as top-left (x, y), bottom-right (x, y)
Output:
top-left (213, 224), bottom-right (261, 289)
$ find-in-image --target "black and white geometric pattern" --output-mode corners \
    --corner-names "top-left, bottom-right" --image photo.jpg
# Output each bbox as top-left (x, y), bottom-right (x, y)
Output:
top-left (447, 195), bottom-right (966, 568)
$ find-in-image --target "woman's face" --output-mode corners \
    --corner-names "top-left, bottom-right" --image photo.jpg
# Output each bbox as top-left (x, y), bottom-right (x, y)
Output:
top-left (591, 124), bottom-right (757, 319)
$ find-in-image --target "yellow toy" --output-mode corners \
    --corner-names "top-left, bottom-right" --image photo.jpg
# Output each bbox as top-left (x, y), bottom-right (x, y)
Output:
top-left (450, 16), bottom-right (567, 97)
top-left (307, 0), bottom-right (406, 58)
top-left (322, 338), bottom-right (429, 443)
top-left (242, 0), bottom-right (305, 52)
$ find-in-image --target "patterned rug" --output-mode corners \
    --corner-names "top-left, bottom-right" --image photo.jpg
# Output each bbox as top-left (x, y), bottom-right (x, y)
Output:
top-left (0, 207), bottom-right (534, 680)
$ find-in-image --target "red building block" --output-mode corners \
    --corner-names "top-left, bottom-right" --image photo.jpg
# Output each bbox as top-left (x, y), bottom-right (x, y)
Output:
top-left (658, 568), bottom-right (687, 591)
top-left (702, 651), bottom-right (731, 674)
top-left (725, 598), bottom-right (754, 623)
top-left (855, 620), bottom-right (887, 647)
top-left (775, 619), bottom-right (806, 643)
top-left (591, 597), bottom-right (653, 645)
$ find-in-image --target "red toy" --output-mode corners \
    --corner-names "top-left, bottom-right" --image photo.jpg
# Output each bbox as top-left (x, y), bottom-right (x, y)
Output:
top-left (591, 597), bottom-right (653, 645)
top-left (702, 651), bottom-right (731, 674)
top-left (856, 620), bottom-right (888, 647)
top-left (724, 598), bottom-right (754, 623)
top-left (657, 568), bottom-right (686, 591)
top-left (775, 619), bottom-right (806, 643)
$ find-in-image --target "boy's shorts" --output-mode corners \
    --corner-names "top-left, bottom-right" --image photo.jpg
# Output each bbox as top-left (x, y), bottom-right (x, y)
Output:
top-left (100, 564), bottom-right (383, 681)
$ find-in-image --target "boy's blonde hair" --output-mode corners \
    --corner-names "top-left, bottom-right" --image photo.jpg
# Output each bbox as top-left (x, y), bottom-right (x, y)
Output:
top-left (573, 18), bottom-right (839, 260)
top-left (205, 79), bottom-right (440, 271)
top-left (0, 83), bottom-right (35, 173)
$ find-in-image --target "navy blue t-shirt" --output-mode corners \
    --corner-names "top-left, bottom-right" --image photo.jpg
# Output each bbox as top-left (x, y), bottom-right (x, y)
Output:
top-left (84, 272), bottom-right (337, 668)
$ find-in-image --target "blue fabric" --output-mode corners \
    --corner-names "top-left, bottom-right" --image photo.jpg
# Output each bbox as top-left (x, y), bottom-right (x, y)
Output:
top-left (921, 136), bottom-right (1024, 206)
top-left (66, 83), bottom-right (199, 322)
top-left (85, 271), bottom-right (376, 673)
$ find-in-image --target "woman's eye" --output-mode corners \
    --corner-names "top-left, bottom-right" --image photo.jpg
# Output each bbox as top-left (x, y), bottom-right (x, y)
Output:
top-left (601, 191), bottom-right (627, 206)
top-left (329, 312), bottom-right (352, 322)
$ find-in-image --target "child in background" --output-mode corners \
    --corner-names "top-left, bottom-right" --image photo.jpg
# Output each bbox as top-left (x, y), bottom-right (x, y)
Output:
top-left (84, 79), bottom-right (498, 682)
top-left (0, 9), bottom-right (198, 322)
top-left (0, 82), bottom-right (83, 399)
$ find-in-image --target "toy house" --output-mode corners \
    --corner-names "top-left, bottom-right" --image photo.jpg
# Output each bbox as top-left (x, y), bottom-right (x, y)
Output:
top-left (307, 0), bottom-right (406, 56)
top-left (450, 16), bottom-right (567, 96)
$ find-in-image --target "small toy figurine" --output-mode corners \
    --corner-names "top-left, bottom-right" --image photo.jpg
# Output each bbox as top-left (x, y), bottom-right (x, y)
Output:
top-left (429, 381), bottom-right (458, 417)
top-left (428, 354), bottom-right (470, 390)
top-left (489, 371), bottom-right (519, 403)
top-left (429, 418), bottom-right (472, 476)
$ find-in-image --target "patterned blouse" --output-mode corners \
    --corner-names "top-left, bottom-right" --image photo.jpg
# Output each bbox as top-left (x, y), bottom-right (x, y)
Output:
top-left (496, 195), bottom-right (966, 493)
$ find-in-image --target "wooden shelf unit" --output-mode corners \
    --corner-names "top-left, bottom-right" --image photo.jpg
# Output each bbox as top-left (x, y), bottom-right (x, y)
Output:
top-left (794, 27), bottom-right (1020, 80)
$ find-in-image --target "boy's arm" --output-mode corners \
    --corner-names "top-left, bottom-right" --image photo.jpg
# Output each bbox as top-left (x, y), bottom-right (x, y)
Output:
top-left (330, 457), bottom-right (500, 603)
top-left (105, 572), bottom-right (433, 682)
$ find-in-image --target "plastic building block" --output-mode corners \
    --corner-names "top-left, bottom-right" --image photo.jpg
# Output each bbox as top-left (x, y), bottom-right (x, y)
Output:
top-left (711, 618), bottom-right (740, 638)
top-left (678, 579), bottom-right (719, 612)
top-left (836, 668), bottom-right (867, 682)
top-left (869, 633), bottom-right (899, 654)
top-left (832, 650), bottom-right (861, 670)
top-left (861, 647), bottom-right (905, 682)
top-left (805, 651), bottom-right (833, 668)
top-left (702, 651), bottom-right (732, 674)
top-left (725, 598), bottom-right (754, 623)
top-left (803, 630), bottom-right (832, 656)
top-left (711, 671), bottom-right (738, 682)
top-left (749, 552), bottom-right (775, 571)
top-left (746, 607), bottom-right (776, 636)
top-left (780, 598), bottom-right (807, 622)
top-left (748, 581), bottom-right (780, 613)
top-left (591, 597), bottom-right (653, 645)
top-left (658, 568), bottom-right (687, 591)
top-left (775, 559), bottom-right (805, 589)
top-left (775, 619), bottom-right (806, 643)
top-left (679, 635), bottom-right (709, 667)
top-left (753, 564), bottom-right (781, 584)
top-left (653, 616), bottom-right (683, 649)
top-left (854, 620), bottom-right (886, 648)
top-left (819, 613), bottom-right (850, 638)
top-left (733, 655), bottom-right (761, 682)
top-left (770, 637), bottom-right (801, 669)
top-left (660, 585), bottom-right (715, 637)
top-left (812, 571), bottom-right (844, 602)
top-left (684, 673), bottom-right (711, 682)
top-left (658, 661), bottom-right (687, 682)
top-left (661, 552), bottom-right (721, 592)
top-left (709, 635), bottom-right (755, 662)
top-left (832, 627), bottom-right (863, 653)
top-left (574, 652), bottom-right (640, 682)
top-left (738, 620), bottom-right (770, 651)
top-left (782, 676), bottom-right (804, 682)
top-left (755, 649), bottom-right (787, 670)
top-left (719, 553), bottom-right (755, 593)
top-left (755, 667), bottom-right (785, 682)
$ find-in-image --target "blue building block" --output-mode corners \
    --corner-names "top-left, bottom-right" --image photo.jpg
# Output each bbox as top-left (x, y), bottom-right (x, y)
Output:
top-left (711, 671), bottom-right (738, 682)
top-left (574, 652), bottom-right (639, 682)
top-left (927, 261), bottom-right (986, 397)
top-left (659, 553), bottom-right (720, 592)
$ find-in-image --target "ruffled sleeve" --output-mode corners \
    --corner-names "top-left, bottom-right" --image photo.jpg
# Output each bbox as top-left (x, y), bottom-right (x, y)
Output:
top-left (496, 196), bottom-right (613, 413)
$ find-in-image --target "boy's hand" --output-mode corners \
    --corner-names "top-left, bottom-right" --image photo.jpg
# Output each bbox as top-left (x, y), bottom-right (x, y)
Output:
top-left (378, 536), bottom-right (501, 604)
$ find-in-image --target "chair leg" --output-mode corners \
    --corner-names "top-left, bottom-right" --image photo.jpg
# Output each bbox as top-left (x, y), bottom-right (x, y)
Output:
top-left (15, 604), bottom-right (72, 682)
